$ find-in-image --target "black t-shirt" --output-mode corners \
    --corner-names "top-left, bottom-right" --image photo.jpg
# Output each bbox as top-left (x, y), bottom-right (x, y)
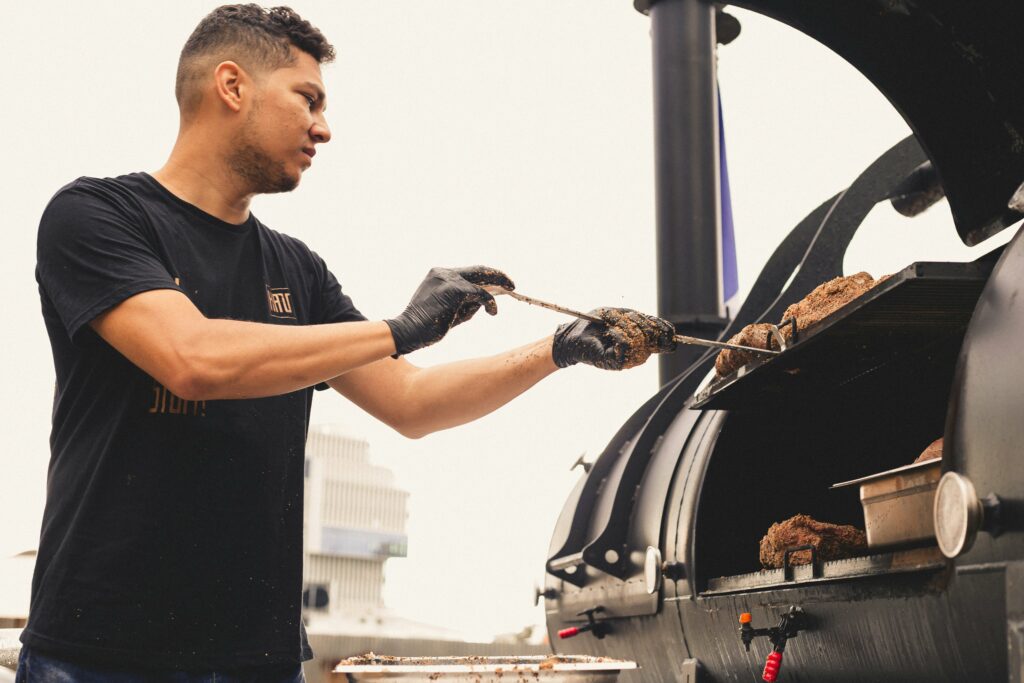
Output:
top-left (25, 173), bottom-right (366, 670)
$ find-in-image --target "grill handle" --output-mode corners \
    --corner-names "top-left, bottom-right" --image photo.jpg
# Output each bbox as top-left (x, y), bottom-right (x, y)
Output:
top-left (782, 544), bottom-right (820, 581)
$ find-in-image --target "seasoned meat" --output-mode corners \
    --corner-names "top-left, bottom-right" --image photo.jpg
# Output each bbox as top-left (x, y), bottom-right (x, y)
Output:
top-left (714, 323), bottom-right (777, 378)
top-left (782, 271), bottom-right (876, 336)
top-left (913, 437), bottom-right (943, 464)
top-left (759, 514), bottom-right (867, 568)
top-left (712, 271), bottom-right (895, 378)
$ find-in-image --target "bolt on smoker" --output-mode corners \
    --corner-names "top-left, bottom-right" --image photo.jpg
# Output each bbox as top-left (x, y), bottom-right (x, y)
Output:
top-left (542, 1), bottom-right (1024, 681)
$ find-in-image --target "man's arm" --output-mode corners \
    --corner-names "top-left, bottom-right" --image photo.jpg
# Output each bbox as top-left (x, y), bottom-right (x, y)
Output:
top-left (90, 265), bottom-right (517, 401)
top-left (93, 279), bottom-right (672, 432)
top-left (327, 306), bottom-right (677, 439)
top-left (328, 337), bottom-right (559, 439)
top-left (92, 289), bottom-right (397, 400)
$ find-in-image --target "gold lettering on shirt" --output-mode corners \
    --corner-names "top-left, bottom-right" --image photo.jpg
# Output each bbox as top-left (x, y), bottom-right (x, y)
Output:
top-left (148, 381), bottom-right (206, 417)
top-left (266, 286), bottom-right (297, 320)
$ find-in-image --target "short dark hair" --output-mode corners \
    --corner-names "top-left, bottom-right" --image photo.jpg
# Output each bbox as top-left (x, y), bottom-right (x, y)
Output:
top-left (175, 4), bottom-right (335, 115)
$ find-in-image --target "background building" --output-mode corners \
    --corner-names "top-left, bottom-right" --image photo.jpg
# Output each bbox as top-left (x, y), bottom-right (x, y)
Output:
top-left (303, 426), bottom-right (409, 614)
top-left (300, 426), bottom-right (548, 682)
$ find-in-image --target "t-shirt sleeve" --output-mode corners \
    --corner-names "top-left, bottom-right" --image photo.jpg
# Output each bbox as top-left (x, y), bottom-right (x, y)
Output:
top-left (36, 181), bottom-right (182, 343)
top-left (311, 252), bottom-right (368, 391)
top-left (314, 255), bottom-right (367, 327)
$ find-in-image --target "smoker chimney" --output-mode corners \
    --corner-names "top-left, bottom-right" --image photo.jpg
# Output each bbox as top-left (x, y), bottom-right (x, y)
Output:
top-left (641, 0), bottom-right (725, 384)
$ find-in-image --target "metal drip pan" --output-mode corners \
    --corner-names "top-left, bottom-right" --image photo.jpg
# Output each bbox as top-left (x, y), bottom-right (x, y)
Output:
top-left (334, 655), bottom-right (637, 682)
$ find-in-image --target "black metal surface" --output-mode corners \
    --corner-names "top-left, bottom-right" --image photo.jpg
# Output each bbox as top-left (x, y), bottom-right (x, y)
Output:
top-left (649, 0), bottom-right (724, 384)
top-left (637, 0), bottom-right (1024, 245)
top-left (693, 260), bottom-right (994, 410)
top-left (554, 562), bottom-right (1009, 681)
top-left (551, 407), bottom-right (712, 622)
top-left (947, 224), bottom-right (1024, 569)
top-left (678, 568), bottom-right (1007, 682)
top-left (889, 161), bottom-right (945, 217)
top-left (579, 405), bottom-right (703, 580)
top-left (545, 372), bottom-right (690, 587)
top-left (715, 9), bottom-right (740, 46)
top-left (664, 410), bottom-right (726, 600)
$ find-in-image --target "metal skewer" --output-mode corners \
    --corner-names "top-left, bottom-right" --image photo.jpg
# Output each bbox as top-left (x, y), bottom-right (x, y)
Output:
top-left (484, 287), bottom-right (780, 356)
top-left (672, 331), bottom-right (780, 355)
top-left (496, 289), bottom-right (604, 324)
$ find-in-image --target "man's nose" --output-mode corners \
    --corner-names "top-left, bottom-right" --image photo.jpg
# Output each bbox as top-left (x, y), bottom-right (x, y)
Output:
top-left (311, 116), bottom-right (331, 144)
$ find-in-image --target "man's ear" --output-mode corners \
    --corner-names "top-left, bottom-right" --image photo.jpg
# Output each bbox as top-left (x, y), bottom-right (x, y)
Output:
top-left (213, 61), bottom-right (246, 113)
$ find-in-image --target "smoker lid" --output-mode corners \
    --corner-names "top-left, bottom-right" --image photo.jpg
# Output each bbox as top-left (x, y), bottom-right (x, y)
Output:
top-left (635, 1), bottom-right (1024, 245)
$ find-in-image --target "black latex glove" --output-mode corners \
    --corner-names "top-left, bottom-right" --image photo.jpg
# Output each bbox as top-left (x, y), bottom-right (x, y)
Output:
top-left (552, 307), bottom-right (677, 370)
top-left (386, 266), bottom-right (515, 356)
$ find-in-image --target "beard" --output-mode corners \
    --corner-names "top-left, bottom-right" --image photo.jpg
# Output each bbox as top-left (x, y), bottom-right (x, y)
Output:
top-left (227, 110), bottom-right (299, 195)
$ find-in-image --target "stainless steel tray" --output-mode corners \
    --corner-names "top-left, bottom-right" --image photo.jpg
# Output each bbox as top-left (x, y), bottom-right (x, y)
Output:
top-left (832, 459), bottom-right (942, 547)
top-left (333, 655), bottom-right (637, 682)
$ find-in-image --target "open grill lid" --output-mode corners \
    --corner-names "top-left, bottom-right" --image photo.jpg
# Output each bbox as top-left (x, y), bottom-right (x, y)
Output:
top-left (635, 0), bottom-right (1024, 245)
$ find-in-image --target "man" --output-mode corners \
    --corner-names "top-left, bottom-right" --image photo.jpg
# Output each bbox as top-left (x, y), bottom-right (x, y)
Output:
top-left (20, 4), bottom-right (676, 681)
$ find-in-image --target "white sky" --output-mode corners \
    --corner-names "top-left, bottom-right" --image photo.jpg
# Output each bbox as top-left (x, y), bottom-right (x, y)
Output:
top-left (0, 1), bottom-right (1014, 640)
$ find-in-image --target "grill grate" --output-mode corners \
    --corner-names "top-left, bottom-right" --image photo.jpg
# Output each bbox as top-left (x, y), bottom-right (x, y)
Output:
top-left (704, 546), bottom-right (945, 595)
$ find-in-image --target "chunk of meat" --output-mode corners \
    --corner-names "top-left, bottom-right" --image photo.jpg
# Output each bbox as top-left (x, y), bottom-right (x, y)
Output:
top-left (759, 514), bottom-right (867, 568)
top-left (913, 437), bottom-right (943, 464)
top-left (782, 272), bottom-right (876, 337)
top-left (713, 271), bottom-right (894, 378)
top-left (714, 323), bottom-right (777, 377)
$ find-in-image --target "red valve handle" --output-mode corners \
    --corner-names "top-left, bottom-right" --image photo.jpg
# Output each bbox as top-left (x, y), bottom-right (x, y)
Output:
top-left (762, 651), bottom-right (783, 682)
top-left (558, 626), bottom-right (580, 639)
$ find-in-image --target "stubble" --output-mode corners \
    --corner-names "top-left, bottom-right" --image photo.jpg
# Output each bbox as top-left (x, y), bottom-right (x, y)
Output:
top-left (227, 105), bottom-right (298, 195)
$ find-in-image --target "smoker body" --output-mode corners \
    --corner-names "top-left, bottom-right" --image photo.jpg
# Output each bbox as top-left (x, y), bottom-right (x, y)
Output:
top-left (544, 156), bottom-right (1023, 683)
top-left (543, 2), bottom-right (1024, 680)
top-left (546, 227), bottom-right (1020, 681)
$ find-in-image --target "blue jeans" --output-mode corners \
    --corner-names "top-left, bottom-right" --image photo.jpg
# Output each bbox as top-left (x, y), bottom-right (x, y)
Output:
top-left (15, 647), bottom-right (306, 683)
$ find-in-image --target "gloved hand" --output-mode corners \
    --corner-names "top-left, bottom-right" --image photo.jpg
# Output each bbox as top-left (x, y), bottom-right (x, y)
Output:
top-left (386, 266), bottom-right (515, 356)
top-left (552, 308), bottom-right (676, 370)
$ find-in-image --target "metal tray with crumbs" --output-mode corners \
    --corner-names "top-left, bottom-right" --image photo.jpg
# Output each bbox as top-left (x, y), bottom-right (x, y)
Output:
top-left (334, 655), bottom-right (637, 682)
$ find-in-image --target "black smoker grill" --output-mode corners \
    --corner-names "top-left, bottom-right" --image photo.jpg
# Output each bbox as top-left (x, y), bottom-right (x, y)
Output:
top-left (542, 2), bottom-right (1024, 681)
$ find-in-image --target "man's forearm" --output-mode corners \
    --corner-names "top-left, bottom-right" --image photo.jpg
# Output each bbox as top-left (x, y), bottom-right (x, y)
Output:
top-left (177, 318), bottom-right (396, 400)
top-left (396, 337), bottom-right (558, 437)
top-left (91, 289), bottom-right (400, 401)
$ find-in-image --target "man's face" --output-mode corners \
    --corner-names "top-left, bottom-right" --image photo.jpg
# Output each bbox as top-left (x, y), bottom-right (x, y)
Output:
top-left (227, 48), bottom-right (331, 194)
